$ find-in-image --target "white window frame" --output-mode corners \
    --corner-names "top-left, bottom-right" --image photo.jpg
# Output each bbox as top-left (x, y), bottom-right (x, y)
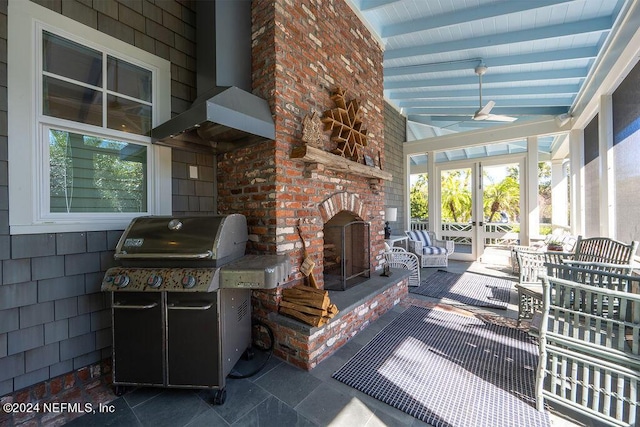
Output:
top-left (8, 1), bottom-right (172, 234)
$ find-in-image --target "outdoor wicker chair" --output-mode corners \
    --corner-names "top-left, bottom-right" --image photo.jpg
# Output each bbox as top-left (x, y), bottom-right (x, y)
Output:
top-left (405, 230), bottom-right (455, 268)
top-left (383, 244), bottom-right (420, 287)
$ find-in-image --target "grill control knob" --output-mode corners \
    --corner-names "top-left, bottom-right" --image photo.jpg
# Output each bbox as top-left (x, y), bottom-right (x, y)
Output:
top-left (147, 274), bottom-right (163, 288)
top-left (182, 275), bottom-right (197, 289)
top-left (113, 274), bottom-right (130, 288)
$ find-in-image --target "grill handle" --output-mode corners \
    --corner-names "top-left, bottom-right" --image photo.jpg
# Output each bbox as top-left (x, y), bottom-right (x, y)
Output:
top-left (114, 250), bottom-right (214, 260)
top-left (112, 302), bottom-right (158, 310)
top-left (167, 302), bottom-right (214, 311)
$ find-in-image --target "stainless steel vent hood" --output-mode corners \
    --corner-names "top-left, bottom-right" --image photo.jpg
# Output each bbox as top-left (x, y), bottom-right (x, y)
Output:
top-left (151, 0), bottom-right (275, 154)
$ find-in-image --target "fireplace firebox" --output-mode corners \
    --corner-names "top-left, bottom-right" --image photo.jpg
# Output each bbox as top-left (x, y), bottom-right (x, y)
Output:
top-left (323, 213), bottom-right (370, 291)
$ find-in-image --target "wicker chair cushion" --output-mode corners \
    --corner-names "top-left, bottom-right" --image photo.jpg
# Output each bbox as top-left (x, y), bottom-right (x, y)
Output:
top-left (406, 230), bottom-right (432, 247)
top-left (421, 246), bottom-right (448, 255)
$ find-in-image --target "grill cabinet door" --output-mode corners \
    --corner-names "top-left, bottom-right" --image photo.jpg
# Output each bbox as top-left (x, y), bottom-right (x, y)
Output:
top-left (112, 292), bottom-right (163, 386)
top-left (166, 293), bottom-right (220, 387)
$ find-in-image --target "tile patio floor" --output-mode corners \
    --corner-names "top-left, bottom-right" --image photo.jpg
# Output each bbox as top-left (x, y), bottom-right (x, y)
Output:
top-left (13, 249), bottom-right (601, 426)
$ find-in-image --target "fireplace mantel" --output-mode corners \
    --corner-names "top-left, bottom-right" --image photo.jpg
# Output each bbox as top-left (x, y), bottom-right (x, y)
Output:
top-left (291, 144), bottom-right (392, 181)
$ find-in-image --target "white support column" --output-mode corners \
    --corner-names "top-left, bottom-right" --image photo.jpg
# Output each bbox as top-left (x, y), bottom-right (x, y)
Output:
top-left (525, 136), bottom-right (539, 245)
top-left (569, 129), bottom-right (584, 236)
top-left (427, 151), bottom-right (437, 234)
top-left (404, 153), bottom-right (412, 232)
top-left (551, 159), bottom-right (568, 229)
top-left (599, 94), bottom-right (615, 238)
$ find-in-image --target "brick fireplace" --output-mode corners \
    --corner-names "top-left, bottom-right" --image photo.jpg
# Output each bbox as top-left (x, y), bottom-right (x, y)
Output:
top-left (212, 0), bottom-right (404, 369)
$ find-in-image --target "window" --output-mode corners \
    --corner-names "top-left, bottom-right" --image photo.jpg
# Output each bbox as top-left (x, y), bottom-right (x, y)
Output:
top-left (48, 128), bottom-right (147, 213)
top-left (8, 1), bottom-right (171, 234)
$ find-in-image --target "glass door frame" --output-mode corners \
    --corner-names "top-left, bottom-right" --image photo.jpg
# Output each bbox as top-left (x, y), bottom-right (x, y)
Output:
top-left (435, 162), bottom-right (478, 261)
top-left (435, 154), bottom-right (525, 262)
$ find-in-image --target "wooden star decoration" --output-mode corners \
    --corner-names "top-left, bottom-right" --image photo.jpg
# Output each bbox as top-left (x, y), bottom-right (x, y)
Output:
top-left (321, 87), bottom-right (368, 161)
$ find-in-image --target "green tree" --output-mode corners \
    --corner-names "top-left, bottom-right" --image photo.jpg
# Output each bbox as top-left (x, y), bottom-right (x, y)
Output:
top-left (483, 175), bottom-right (520, 222)
top-left (410, 174), bottom-right (428, 219)
top-left (441, 169), bottom-right (472, 222)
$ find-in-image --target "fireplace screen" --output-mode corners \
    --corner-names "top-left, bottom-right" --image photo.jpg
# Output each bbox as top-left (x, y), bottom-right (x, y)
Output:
top-left (323, 219), bottom-right (370, 291)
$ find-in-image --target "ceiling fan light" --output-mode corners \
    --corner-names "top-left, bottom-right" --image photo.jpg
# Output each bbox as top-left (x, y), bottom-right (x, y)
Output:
top-left (475, 63), bottom-right (488, 76)
top-left (555, 113), bottom-right (572, 127)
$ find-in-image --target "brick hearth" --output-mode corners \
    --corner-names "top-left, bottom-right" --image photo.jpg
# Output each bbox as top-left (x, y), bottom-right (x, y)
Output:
top-left (268, 271), bottom-right (409, 370)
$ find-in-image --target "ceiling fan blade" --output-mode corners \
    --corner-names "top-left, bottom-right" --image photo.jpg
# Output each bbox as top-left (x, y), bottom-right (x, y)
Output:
top-left (473, 100), bottom-right (495, 120)
top-left (485, 114), bottom-right (517, 122)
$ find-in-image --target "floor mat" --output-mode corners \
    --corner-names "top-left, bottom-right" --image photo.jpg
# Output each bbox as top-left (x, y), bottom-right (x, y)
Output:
top-left (410, 269), bottom-right (512, 309)
top-left (332, 306), bottom-right (550, 427)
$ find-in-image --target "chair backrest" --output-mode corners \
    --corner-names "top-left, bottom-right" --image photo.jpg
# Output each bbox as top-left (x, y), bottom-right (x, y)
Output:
top-left (541, 271), bottom-right (640, 357)
top-left (573, 236), bottom-right (638, 269)
top-left (546, 262), bottom-right (638, 292)
top-left (384, 250), bottom-right (420, 287)
top-left (406, 229), bottom-right (432, 247)
top-left (517, 250), bottom-right (573, 284)
top-left (516, 250), bottom-right (546, 284)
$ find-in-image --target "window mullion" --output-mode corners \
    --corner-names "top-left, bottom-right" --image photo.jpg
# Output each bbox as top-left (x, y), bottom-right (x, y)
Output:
top-left (42, 71), bottom-right (102, 93)
top-left (103, 51), bottom-right (108, 128)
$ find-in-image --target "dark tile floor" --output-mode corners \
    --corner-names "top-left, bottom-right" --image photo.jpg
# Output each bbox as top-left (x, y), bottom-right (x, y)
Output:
top-left (56, 253), bottom-right (592, 426)
top-left (65, 303), bottom-right (422, 427)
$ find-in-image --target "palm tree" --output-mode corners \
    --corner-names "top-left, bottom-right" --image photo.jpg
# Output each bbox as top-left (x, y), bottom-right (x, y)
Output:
top-left (441, 169), bottom-right (472, 223)
top-left (410, 174), bottom-right (429, 219)
top-left (484, 175), bottom-right (520, 222)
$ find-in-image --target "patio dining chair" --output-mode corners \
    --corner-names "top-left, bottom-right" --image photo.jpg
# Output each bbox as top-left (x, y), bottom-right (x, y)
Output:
top-left (515, 249), bottom-right (574, 326)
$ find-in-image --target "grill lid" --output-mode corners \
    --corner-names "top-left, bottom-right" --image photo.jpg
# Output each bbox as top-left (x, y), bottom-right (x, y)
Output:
top-left (115, 214), bottom-right (248, 267)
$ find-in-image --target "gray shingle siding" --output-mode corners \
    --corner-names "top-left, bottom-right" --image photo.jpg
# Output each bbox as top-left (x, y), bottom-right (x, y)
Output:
top-left (0, 0), bottom-right (201, 394)
top-left (64, 253), bottom-right (101, 276)
top-left (31, 256), bottom-right (65, 281)
top-left (56, 232), bottom-right (88, 255)
top-left (7, 325), bottom-right (44, 355)
top-left (0, 308), bottom-right (18, 334)
top-left (10, 234), bottom-right (56, 259)
top-left (54, 297), bottom-right (79, 321)
top-left (44, 319), bottom-right (69, 346)
top-left (59, 333), bottom-right (95, 362)
top-left (0, 282), bottom-right (38, 311)
top-left (13, 366), bottom-right (49, 391)
top-left (37, 275), bottom-right (86, 303)
top-left (2, 258), bottom-right (31, 285)
top-left (19, 301), bottom-right (55, 329)
top-left (0, 353), bottom-right (24, 382)
top-left (86, 231), bottom-right (107, 253)
top-left (68, 314), bottom-right (91, 338)
top-left (25, 342), bottom-right (59, 372)
top-left (0, 333), bottom-right (6, 358)
top-left (383, 101), bottom-right (407, 233)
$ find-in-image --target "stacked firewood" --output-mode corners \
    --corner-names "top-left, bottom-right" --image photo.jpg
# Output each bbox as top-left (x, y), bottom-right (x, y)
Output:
top-left (280, 220), bottom-right (339, 327)
top-left (279, 285), bottom-right (339, 327)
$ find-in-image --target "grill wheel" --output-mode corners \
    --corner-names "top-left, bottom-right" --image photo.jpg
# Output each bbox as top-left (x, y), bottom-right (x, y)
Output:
top-left (213, 388), bottom-right (226, 405)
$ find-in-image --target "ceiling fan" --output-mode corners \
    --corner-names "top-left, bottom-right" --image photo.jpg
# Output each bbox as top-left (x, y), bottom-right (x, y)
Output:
top-left (472, 63), bottom-right (516, 122)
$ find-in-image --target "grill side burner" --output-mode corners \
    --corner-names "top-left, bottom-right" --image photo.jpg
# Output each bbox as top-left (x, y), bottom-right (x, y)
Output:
top-left (101, 214), bottom-right (290, 405)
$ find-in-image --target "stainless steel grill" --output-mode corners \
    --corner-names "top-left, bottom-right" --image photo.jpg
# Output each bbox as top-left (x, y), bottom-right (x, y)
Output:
top-left (101, 214), bottom-right (289, 405)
